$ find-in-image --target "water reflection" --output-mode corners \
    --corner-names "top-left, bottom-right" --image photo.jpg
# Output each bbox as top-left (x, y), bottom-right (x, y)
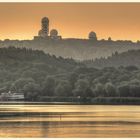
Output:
top-left (0, 104), bottom-right (140, 137)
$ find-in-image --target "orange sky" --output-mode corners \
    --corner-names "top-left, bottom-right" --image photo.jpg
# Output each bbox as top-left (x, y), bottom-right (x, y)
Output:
top-left (0, 3), bottom-right (140, 41)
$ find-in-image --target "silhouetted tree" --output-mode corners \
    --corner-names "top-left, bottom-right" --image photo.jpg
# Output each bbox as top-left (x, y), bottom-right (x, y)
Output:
top-left (73, 79), bottom-right (89, 97)
top-left (105, 82), bottom-right (117, 97)
top-left (42, 76), bottom-right (56, 96)
top-left (55, 80), bottom-right (72, 97)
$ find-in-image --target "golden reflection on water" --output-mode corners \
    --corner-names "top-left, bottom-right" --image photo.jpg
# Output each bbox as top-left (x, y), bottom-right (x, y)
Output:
top-left (0, 105), bottom-right (140, 137)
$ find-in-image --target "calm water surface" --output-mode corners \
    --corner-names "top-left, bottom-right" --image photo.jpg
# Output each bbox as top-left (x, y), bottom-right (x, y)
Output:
top-left (0, 104), bottom-right (140, 137)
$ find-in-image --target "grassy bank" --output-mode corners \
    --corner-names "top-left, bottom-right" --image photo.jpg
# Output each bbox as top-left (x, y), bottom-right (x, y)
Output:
top-left (1, 97), bottom-right (140, 105)
top-left (36, 96), bottom-right (140, 105)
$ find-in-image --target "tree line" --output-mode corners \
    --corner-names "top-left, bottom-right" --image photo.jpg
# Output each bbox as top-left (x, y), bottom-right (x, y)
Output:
top-left (1, 47), bottom-right (140, 101)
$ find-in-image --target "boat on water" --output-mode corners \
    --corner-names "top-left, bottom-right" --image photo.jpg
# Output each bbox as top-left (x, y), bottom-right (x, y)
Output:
top-left (0, 91), bottom-right (24, 101)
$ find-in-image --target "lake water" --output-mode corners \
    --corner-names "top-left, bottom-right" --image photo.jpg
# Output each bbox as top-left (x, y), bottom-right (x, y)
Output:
top-left (0, 104), bottom-right (140, 137)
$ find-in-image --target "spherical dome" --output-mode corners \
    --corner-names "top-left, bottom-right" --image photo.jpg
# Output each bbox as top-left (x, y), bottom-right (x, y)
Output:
top-left (88, 31), bottom-right (97, 40)
top-left (41, 17), bottom-right (49, 23)
top-left (50, 29), bottom-right (58, 37)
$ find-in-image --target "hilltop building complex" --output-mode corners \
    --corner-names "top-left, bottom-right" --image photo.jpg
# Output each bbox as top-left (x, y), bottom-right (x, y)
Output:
top-left (0, 17), bottom-right (140, 60)
top-left (34, 17), bottom-right (62, 40)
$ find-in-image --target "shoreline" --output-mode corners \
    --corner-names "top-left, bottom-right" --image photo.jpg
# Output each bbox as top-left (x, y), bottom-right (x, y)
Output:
top-left (1, 97), bottom-right (140, 105)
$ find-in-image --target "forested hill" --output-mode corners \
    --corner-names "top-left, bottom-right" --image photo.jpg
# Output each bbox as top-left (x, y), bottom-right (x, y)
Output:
top-left (85, 50), bottom-right (140, 68)
top-left (0, 46), bottom-right (79, 71)
top-left (2, 47), bottom-right (140, 103)
top-left (0, 47), bottom-right (82, 94)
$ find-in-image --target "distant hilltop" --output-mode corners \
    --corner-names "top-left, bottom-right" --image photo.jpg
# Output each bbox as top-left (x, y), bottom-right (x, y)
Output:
top-left (33, 17), bottom-right (98, 41)
top-left (0, 17), bottom-right (140, 60)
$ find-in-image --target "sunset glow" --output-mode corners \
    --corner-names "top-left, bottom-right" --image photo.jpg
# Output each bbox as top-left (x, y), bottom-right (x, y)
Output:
top-left (0, 3), bottom-right (140, 41)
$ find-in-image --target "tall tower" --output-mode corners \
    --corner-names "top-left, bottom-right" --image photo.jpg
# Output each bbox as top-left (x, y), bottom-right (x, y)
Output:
top-left (38, 17), bottom-right (49, 38)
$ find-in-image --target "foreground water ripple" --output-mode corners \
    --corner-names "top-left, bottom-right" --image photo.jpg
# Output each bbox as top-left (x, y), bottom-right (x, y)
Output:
top-left (0, 104), bottom-right (140, 137)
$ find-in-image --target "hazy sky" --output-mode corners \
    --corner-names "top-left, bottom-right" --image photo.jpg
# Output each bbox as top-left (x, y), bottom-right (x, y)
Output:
top-left (0, 3), bottom-right (140, 41)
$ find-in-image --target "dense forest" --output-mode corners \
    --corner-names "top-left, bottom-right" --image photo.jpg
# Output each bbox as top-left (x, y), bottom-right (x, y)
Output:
top-left (85, 50), bottom-right (140, 68)
top-left (1, 47), bottom-right (140, 104)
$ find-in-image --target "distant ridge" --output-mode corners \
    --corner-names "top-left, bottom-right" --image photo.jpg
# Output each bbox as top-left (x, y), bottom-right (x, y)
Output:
top-left (84, 50), bottom-right (140, 68)
top-left (0, 38), bottom-right (140, 60)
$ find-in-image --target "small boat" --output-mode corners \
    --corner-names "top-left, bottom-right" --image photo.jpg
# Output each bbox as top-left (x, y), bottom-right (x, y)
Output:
top-left (0, 91), bottom-right (24, 101)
